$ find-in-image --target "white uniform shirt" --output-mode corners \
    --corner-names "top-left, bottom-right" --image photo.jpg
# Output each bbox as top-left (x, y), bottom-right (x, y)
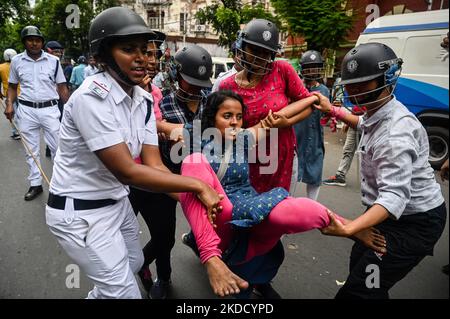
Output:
top-left (356, 97), bottom-right (444, 219)
top-left (8, 51), bottom-right (66, 102)
top-left (50, 72), bottom-right (158, 200)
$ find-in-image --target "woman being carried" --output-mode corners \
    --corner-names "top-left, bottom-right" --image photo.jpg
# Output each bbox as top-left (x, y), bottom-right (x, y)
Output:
top-left (179, 91), bottom-right (387, 298)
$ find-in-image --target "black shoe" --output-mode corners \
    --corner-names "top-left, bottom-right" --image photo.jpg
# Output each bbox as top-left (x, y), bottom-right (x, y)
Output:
top-left (181, 232), bottom-right (200, 257)
top-left (322, 175), bottom-right (346, 187)
top-left (45, 146), bottom-right (51, 158)
top-left (138, 266), bottom-right (153, 292)
top-left (149, 278), bottom-right (171, 299)
top-left (442, 264), bottom-right (449, 275)
top-left (24, 186), bottom-right (43, 201)
top-left (10, 133), bottom-right (21, 140)
top-left (253, 283), bottom-right (282, 299)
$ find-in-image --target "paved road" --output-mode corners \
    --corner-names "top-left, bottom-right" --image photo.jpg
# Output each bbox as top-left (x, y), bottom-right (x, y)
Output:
top-left (0, 117), bottom-right (448, 299)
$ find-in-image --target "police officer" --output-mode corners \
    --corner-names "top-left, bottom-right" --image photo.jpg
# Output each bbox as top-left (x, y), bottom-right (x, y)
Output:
top-left (293, 50), bottom-right (329, 200)
top-left (44, 40), bottom-right (67, 156)
top-left (315, 42), bottom-right (446, 299)
top-left (4, 26), bottom-right (69, 201)
top-left (139, 30), bottom-right (166, 95)
top-left (0, 48), bottom-right (20, 139)
top-left (44, 40), bottom-right (64, 60)
top-left (44, 7), bottom-right (226, 299)
top-left (220, 19), bottom-right (314, 195)
top-left (129, 29), bottom-right (166, 292)
top-left (134, 44), bottom-right (213, 299)
top-left (299, 50), bottom-right (326, 83)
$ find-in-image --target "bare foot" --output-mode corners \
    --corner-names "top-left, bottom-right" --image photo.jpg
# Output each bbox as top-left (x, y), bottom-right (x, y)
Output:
top-left (353, 227), bottom-right (387, 254)
top-left (205, 256), bottom-right (249, 297)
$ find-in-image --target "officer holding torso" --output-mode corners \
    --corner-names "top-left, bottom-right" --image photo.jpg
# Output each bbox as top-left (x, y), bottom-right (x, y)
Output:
top-left (4, 26), bottom-right (69, 201)
top-left (44, 7), bottom-right (223, 299)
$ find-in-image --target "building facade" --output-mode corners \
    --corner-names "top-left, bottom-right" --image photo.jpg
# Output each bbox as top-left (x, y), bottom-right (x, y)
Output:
top-left (118, 1), bottom-right (448, 72)
top-left (119, 0), bottom-right (273, 57)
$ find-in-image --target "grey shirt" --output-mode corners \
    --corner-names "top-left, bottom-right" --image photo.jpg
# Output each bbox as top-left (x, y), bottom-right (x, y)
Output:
top-left (357, 97), bottom-right (444, 219)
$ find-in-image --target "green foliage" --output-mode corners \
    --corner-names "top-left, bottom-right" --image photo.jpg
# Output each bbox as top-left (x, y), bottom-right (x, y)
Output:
top-left (196, 0), bottom-right (280, 49)
top-left (270, 0), bottom-right (355, 52)
top-left (0, 0), bottom-right (31, 53)
top-left (0, 0), bottom-right (30, 26)
top-left (33, 0), bottom-right (119, 58)
top-left (0, 0), bottom-right (119, 59)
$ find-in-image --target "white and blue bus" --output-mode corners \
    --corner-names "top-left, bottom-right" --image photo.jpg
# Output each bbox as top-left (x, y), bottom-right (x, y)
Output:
top-left (357, 9), bottom-right (449, 169)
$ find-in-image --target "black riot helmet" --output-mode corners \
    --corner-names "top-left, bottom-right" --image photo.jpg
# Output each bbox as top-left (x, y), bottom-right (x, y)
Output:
top-left (339, 42), bottom-right (403, 107)
top-left (340, 42), bottom-right (402, 86)
top-left (236, 19), bottom-right (280, 75)
top-left (89, 7), bottom-right (156, 57)
top-left (21, 26), bottom-right (44, 43)
top-left (300, 50), bottom-right (325, 81)
top-left (240, 19), bottom-right (280, 53)
top-left (88, 7), bottom-right (156, 86)
top-left (173, 45), bottom-right (212, 88)
top-left (169, 45), bottom-right (212, 102)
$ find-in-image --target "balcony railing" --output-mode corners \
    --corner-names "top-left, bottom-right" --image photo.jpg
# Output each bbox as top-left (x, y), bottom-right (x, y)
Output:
top-left (148, 17), bottom-right (164, 29)
top-left (142, 0), bottom-right (172, 5)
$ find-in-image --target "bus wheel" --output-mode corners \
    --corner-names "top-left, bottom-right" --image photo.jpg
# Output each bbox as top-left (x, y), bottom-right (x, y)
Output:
top-left (426, 126), bottom-right (449, 170)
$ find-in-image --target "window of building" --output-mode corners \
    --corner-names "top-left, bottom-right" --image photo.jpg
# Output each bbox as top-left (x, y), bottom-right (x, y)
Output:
top-left (180, 12), bottom-right (187, 33)
top-left (147, 9), bottom-right (165, 29)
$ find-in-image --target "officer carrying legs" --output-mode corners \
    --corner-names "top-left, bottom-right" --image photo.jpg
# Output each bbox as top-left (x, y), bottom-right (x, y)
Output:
top-left (315, 43), bottom-right (446, 299)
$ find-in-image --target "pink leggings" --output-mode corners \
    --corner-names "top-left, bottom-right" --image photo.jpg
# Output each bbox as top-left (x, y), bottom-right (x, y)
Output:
top-left (180, 153), bottom-right (342, 264)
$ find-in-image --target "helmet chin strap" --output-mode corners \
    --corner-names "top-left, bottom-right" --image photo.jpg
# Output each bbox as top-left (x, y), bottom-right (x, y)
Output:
top-left (105, 55), bottom-right (140, 86)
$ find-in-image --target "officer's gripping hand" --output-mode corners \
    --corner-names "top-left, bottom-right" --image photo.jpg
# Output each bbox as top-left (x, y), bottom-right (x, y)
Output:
top-left (196, 184), bottom-right (224, 228)
top-left (312, 91), bottom-right (332, 114)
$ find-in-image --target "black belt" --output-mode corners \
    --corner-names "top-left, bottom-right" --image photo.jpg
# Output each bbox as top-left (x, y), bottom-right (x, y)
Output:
top-left (47, 193), bottom-right (117, 211)
top-left (18, 99), bottom-right (58, 108)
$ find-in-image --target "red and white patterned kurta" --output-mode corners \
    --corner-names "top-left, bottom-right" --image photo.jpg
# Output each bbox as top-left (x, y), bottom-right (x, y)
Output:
top-left (220, 60), bottom-right (311, 193)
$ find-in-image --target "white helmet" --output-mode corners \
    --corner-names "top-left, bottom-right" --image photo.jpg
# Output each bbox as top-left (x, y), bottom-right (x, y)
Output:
top-left (3, 49), bottom-right (18, 62)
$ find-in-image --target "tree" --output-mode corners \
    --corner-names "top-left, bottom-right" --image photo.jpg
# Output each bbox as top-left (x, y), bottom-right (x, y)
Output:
top-left (196, 0), bottom-right (280, 50)
top-left (270, 0), bottom-right (355, 52)
top-left (33, 0), bottom-right (119, 59)
top-left (1, 0), bottom-right (119, 59)
top-left (0, 0), bottom-right (31, 52)
top-left (0, 0), bottom-right (30, 27)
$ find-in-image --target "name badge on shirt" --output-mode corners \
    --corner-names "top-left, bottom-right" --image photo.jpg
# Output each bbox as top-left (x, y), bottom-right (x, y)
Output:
top-left (88, 80), bottom-right (110, 99)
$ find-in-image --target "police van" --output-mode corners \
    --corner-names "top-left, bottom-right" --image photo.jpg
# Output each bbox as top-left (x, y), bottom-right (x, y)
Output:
top-left (357, 9), bottom-right (449, 169)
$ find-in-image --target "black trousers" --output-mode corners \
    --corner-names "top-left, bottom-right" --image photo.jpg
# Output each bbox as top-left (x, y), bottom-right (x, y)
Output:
top-left (336, 202), bottom-right (447, 299)
top-left (128, 187), bottom-right (177, 281)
